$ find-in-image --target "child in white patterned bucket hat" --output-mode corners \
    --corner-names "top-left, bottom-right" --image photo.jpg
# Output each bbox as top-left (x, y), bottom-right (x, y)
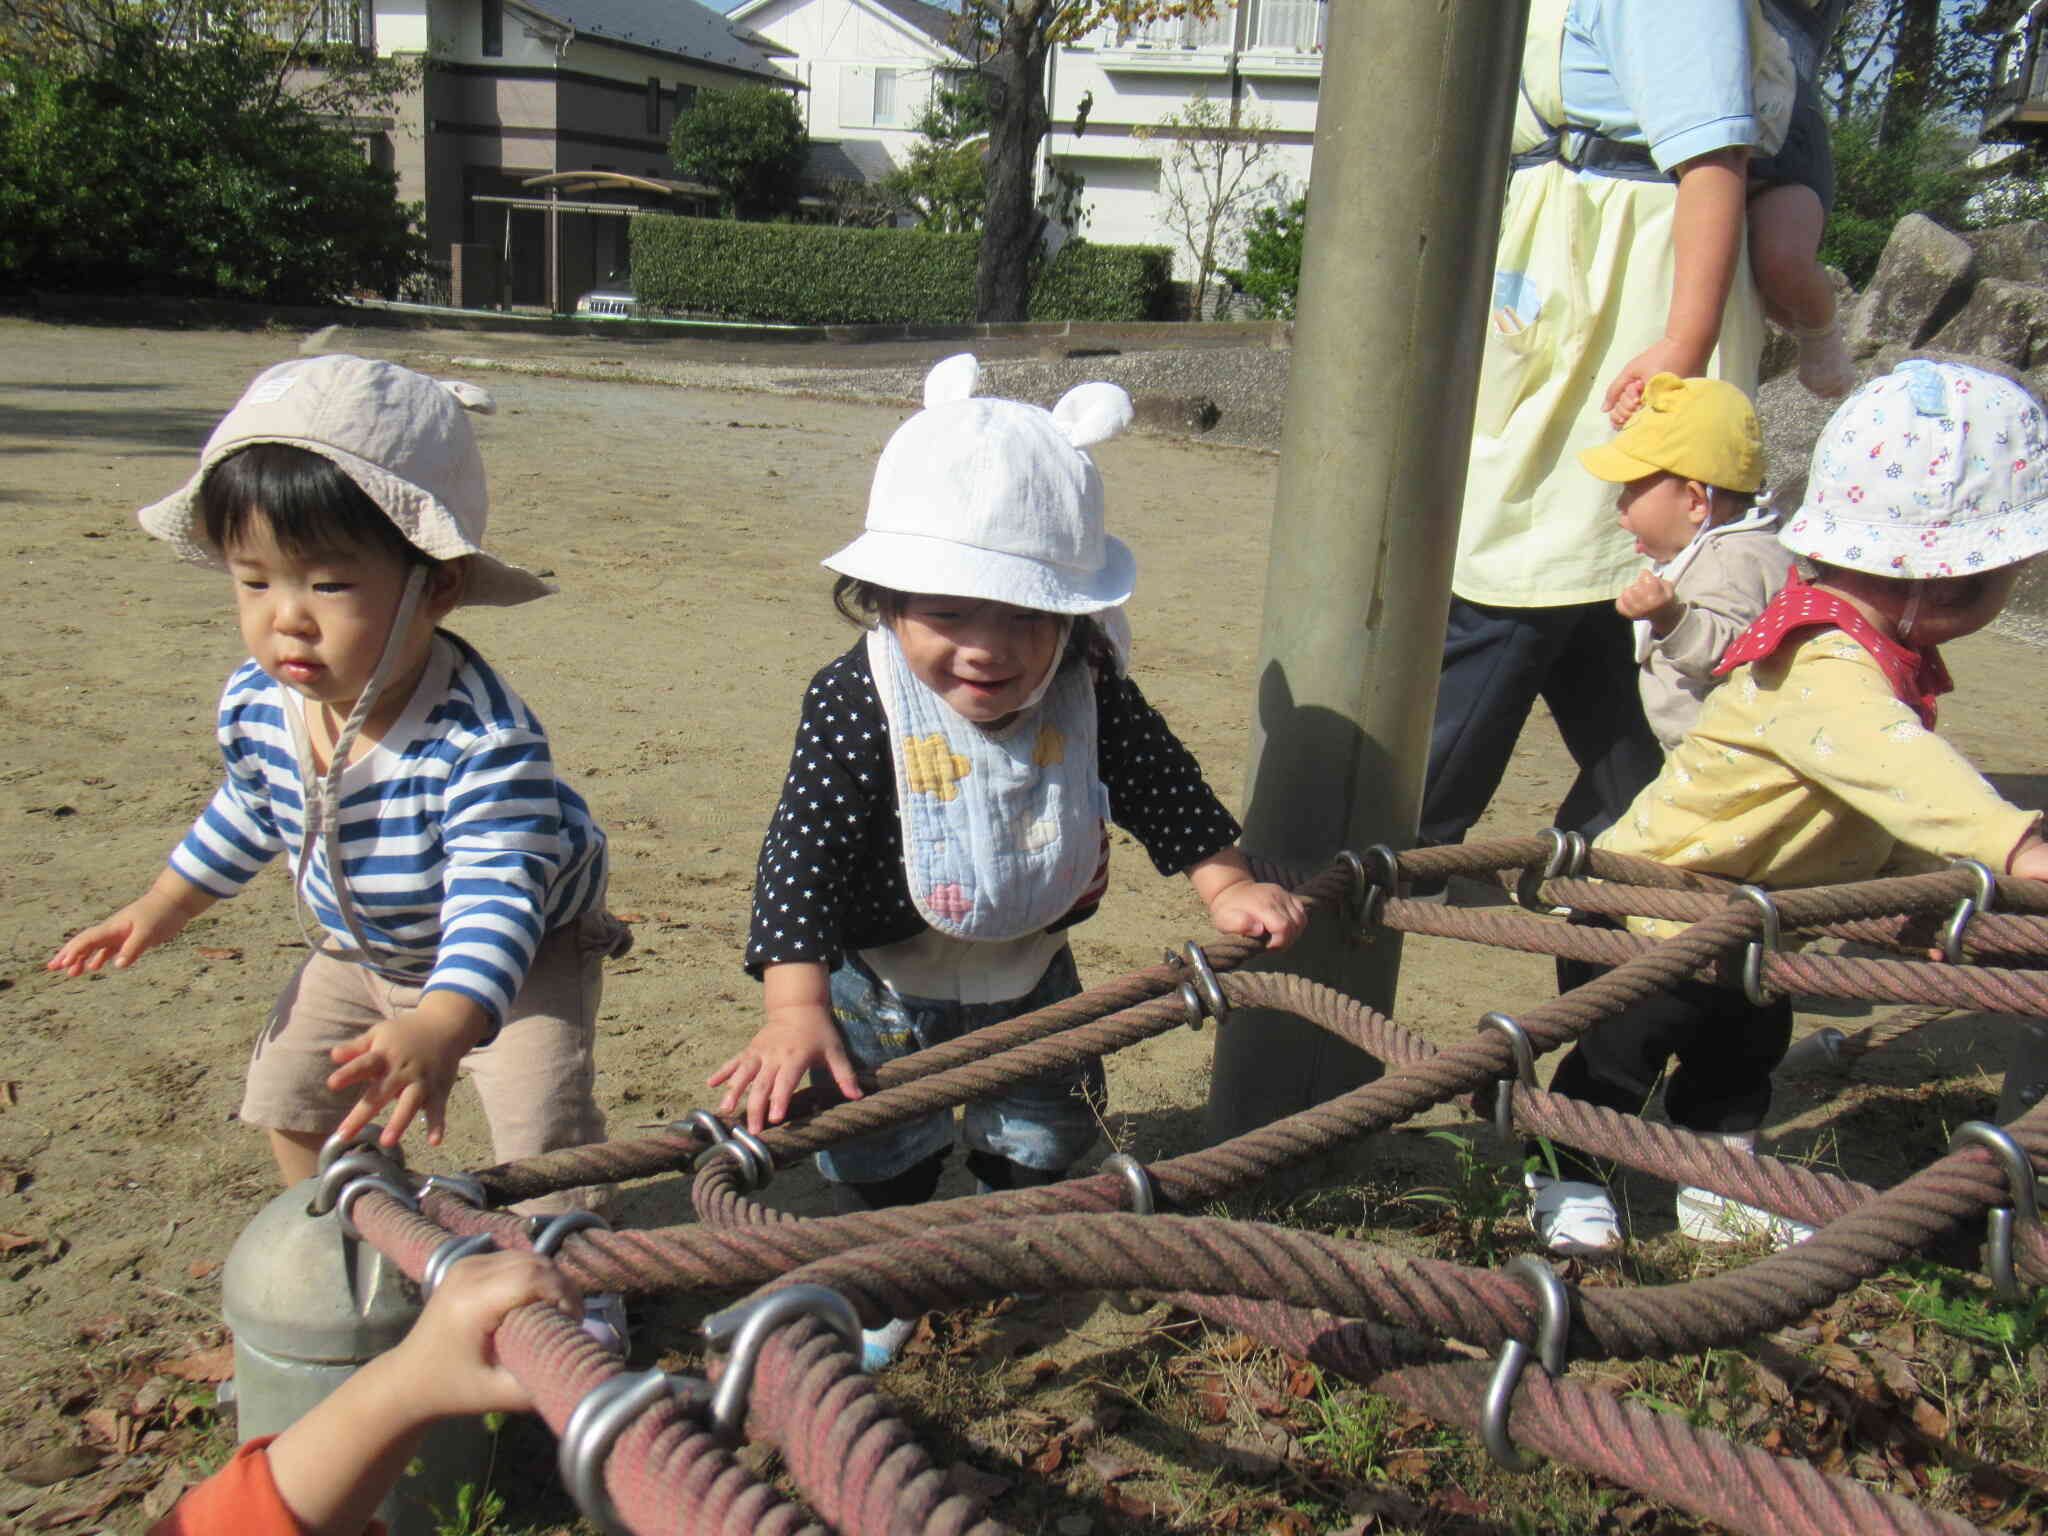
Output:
top-left (708, 354), bottom-right (1304, 1369)
top-left (1530, 360), bottom-right (2048, 1260)
top-left (48, 355), bottom-right (626, 1228)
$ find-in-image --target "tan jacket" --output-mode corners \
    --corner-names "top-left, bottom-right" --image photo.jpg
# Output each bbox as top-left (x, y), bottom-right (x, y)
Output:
top-left (1639, 526), bottom-right (1792, 751)
top-left (1599, 628), bottom-right (2039, 936)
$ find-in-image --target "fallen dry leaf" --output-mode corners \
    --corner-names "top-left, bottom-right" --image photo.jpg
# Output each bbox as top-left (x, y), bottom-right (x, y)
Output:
top-left (1284, 1364), bottom-right (1317, 1400)
top-left (1214, 1333), bottom-right (1259, 1362)
top-left (186, 1259), bottom-right (220, 1281)
top-left (1083, 1450), bottom-right (1138, 1484)
top-left (194, 947), bottom-right (241, 961)
top-left (0, 1234), bottom-right (39, 1255)
top-left (4, 1447), bottom-right (102, 1489)
top-left (158, 1345), bottom-right (234, 1383)
top-left (612, 912), bottom-right (647, 924)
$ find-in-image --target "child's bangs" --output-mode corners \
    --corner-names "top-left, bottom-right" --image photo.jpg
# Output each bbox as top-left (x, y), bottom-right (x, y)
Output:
top-left (200, 443), bottom-right (422, 567)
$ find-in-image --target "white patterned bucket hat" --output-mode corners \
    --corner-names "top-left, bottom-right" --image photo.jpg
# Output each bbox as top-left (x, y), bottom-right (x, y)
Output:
top-left (138, 355), bottom-right (552, 607)
top-left (1780, 359), bottom-right (2048, 579)
top-left (823, 353), bottom-right (1137, 613)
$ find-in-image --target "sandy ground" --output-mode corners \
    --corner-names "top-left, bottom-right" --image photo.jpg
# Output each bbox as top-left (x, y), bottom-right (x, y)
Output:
top-left (2, 317), bottom-right (2043, 1520)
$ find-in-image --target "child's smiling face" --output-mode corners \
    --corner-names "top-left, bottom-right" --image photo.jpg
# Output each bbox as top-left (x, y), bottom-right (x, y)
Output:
top-left (1615, 471), bottom-right (1709, 564)
top-left (224, 511), bottom-right (447, 723)
top-left (890, 595), bottom-right (1064, 728)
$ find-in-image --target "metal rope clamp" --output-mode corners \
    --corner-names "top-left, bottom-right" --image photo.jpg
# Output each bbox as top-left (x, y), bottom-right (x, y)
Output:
top-left (1481, 1254), bottom-right (1571, 1472)
top-left (1513, 828), bottom-right (1586, 918)
top-left (422, 1232), bottom-right (498, 1297)
top-left (529, 1208), bottom-right (610, 1257)
top-left (559, 1368), bottom-right (713, 1536)
top-left (1163, 941), bottom-right (1230, 1031)
top-left (308, 1146), bottom-right (408, 1217)
top-left (1101, 1153), bottom-right (1159, 1316)
top-left (1344, 845), bottom-right (1400, 934)
top-left (1940, 859), bottom-right (1998, 966)
top-left (417, 1171), bottom-right (489, 1209)
top-left (1949, 1121), bottom-right (2042, 1299)
top-left (316, 1124), bottom-right (405, 1176)
top-left (1476, 1013), bottom-right (1537, 1146)
top-left (334, 1173), bottom-right (420, 1243)
top-left (684, 1111), bottom-right (774, 1192)
top-left (1732, 885), bottom-right (1783, 1007)
top-left (700, 1284), bottom-right (864, 1443)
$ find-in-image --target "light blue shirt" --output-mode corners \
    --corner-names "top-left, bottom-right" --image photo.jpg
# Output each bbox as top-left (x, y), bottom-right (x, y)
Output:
top-left (1560, 0), bottom-right (1757, 173)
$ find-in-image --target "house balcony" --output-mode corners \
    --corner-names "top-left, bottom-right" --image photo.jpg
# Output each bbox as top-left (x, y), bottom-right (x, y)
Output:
top-left (1092, 0), bottom-right (1325, 77)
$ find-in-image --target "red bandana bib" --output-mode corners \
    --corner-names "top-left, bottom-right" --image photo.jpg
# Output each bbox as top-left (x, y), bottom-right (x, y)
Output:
top-left (1714, 573), bottom-right (1952, 729)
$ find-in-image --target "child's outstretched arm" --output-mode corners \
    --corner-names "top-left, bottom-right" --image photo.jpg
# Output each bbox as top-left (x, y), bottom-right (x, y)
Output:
top-left (327, 990), bottom-right (492, 1151)
top-left (47, 868), bottom-right (218, 978)
top-left (1188, 849), bottom-right (1307, 950)
top-left (153, 1250), bottom-right (580, 1536)
top-left (710, 961), bottom-right (864, 1134)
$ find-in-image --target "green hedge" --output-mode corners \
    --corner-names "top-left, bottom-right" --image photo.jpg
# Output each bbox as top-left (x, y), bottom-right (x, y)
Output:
top-left (629, 216), bottom-right (1171, 324)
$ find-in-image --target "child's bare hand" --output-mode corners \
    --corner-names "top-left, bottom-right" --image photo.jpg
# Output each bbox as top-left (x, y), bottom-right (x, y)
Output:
top-left (1205, 880), bottom-right (1308, 949)
top-left (709, 1006), bottom-right (860, 1134)
top-left (389, 1250), bottom-right (582, 1421)
top-left (1616, 571), bottom-right (1678, 623)
top-left (328, 995), bottom-right (488, 1150)
top-left (47, 874), bottom-right (214, 978)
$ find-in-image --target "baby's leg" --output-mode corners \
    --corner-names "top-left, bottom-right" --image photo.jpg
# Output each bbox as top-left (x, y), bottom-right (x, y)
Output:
top-left (240, 949), bottom-right (388, 1187)
top-left (1750, 182), bottom-right (1855, 396)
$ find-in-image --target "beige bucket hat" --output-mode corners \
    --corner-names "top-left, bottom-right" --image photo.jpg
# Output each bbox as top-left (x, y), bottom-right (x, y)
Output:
top-left (137, 354), bottom-right (552, 607)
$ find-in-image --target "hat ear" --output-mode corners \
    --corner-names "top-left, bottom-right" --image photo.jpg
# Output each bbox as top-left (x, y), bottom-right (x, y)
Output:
top-left (437, 379), bottom-right (496, 415)
top-left (924, 353), bottom-right (980, 408)
top-left (1052, 381), bottom-right (1133, 449)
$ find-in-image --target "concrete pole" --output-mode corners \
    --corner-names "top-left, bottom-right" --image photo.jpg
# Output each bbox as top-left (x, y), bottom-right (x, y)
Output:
top-left (1207, 0), bottom-right (1530, 1141)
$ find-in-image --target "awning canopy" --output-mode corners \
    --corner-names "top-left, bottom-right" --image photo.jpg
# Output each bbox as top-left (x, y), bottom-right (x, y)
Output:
top-left (519, 170), bottom-right (716, 200)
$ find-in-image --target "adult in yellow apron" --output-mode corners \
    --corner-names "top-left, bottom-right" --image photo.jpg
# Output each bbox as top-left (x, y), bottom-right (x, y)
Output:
top-left (1420, 0), bottom-right (1769, 852)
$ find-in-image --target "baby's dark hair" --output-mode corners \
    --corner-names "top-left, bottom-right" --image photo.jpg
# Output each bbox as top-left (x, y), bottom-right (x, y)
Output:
top-left (198, 443), bottom-right (434, 570)
top-left (831, 576), bottom-right (1119, 674)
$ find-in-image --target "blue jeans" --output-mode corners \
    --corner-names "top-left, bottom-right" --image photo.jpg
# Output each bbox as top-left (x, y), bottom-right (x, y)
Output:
top-left (813, 947), bottom-right (1105, 1185)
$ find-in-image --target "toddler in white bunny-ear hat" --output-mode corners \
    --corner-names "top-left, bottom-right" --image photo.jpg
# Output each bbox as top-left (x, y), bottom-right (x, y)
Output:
top-left (710, 354), bottom-right (1305, 1368)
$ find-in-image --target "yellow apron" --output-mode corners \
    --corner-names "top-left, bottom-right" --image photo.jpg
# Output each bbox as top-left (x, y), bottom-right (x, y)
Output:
top-left (1456, 0), bottom-right (1767, 610)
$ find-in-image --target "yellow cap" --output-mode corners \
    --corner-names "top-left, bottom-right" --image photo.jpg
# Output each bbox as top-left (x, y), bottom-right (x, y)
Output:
top-left (1578, 373), bottom-right (1764, 493)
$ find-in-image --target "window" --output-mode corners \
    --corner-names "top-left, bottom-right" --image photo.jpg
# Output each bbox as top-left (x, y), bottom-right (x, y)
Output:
top-left (646, 76), bottom-right (661, 134)
top-left (481, 0), bottom-right (501, 57)
top-left (675, 82), bottom-right (697, 114)
top-left (1248, 0), bottom-right (1326, 52)
top-left (840, 64), bottom-right (913, 128)
top-left (1121, 8), bottom-right (1232, 48)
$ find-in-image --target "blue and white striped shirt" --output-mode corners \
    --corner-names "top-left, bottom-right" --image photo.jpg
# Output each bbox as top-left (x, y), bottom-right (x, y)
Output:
top-left (170, 633), bottom-right (607, 1028)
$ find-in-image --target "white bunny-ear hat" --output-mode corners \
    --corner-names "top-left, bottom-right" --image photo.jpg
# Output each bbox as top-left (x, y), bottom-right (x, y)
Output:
top-left (137, 354), bottom-right (551, 608)
top-left (823, 353), bottom-right (1137, 613)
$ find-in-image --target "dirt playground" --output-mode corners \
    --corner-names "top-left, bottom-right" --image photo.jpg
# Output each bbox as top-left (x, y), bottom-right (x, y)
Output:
top-left (1, 316), bottom-right (2043, 1530)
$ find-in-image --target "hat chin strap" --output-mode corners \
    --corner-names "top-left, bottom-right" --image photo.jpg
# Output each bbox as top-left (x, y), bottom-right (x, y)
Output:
top-left (1010, 616), bottom-right (1073, 717)
top-left (293, 564), bottom-right (430, 972)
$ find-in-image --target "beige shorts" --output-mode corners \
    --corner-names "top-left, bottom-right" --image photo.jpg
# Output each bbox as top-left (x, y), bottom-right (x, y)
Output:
top-left (241, 908), bottom-right (630, 1213)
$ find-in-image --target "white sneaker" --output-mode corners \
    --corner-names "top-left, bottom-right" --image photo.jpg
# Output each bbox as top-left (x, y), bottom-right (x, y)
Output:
top-left (859, 1316), bottom-right (917, 1373)
top-left (1526, 1172), bottom-right (1622, 1257)
top-left (1674, 1187), bottom-right (1815, 1249)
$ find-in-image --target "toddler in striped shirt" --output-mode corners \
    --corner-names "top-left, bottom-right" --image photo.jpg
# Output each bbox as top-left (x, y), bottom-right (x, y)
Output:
top-left (49, 356), bottom-right (624, 1211)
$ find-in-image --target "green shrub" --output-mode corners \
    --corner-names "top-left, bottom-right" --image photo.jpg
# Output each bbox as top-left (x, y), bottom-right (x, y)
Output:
top-left (1822, 112), bottom-right (1975, 287)
top-left (629, 218), bottom-right (1170, 325)
top-left (1028, 241), bottom-right (1172, 322)
top-left (1223, 195), bottom-right (1306, 319)
top-left (0, 13), bottom-right (422, 303)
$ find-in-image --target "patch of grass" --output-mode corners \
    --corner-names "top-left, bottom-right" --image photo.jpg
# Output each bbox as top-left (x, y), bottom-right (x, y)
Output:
top-left (1401, 1129), bottom-right (1524, 1262)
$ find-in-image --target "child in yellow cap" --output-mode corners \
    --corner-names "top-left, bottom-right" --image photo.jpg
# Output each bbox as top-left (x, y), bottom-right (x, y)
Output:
top-left (1580, 373), bottom-right (1790, 754)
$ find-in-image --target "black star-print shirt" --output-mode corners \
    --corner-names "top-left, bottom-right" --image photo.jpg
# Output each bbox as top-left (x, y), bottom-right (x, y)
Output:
top-left (745, 640), bottom-right (1242, 976)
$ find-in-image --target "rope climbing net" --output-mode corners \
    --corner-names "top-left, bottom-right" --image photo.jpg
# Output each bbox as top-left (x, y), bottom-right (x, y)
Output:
top-left (314, 836), bottom-right (2048, 1536)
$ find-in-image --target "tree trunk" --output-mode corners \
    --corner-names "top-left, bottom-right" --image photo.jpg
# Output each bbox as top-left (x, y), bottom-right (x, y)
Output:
top-left (1880, 0), bottom-right (1941, 146)
top-left (977, 14), bottom-right (1050, 322)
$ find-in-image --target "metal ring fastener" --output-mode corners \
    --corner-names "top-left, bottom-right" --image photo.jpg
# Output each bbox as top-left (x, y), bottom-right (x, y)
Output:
top-left (1179, 942), bottom-right (1230, 1028)
top-left (317, 1124), bottom-right (403, 1175)
top-left (1162, 949), bottom-right (1208, 1032)
top-left (1941, 858), bottom-right (1999, 965)
top-left (1514, 828), bottom-right (1585, 917)
top-left (559, 1370), bottom-right (712, 1536)
top-left (335, 1174), bottom-right (417, 1243)
top-left (693, 1135), bottom-right (770, 1190)
top-left (417, 1172), bottom-right (488, 1208)
top-left (1481, 1254), bottom-right (1572, 1472)
top-left (529, 1209), bottom-right (610, 1258)
top-left (728, 1126), bottom-right (774, 1188)
top-left (1733, 885), bottom-right (1783, 1007)
top-left (701, 1285), bottom-right (864, 1442)
top-left (683, 1109), bottom-right (732, 1146)
top-left (1476, 1013), bottom-right (1537, 1145)
top-left (1349, 843), bottom-right (1401, 931)
top-left (1335, 848), bottom-right (1369, 924)
top-left (1101, 1153), bottom-right (1160, 1315)
top-left (422, 1232), bottom-right (498, 1297)
top-left (309, 1148), bottom-right (403, 1216)
top-left (1949, 1120), bottom-right (2042, 1299)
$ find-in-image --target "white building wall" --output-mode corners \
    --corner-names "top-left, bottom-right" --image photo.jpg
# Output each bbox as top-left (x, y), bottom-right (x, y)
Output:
top-left (1046, 0), bottom-right (1321, 276)
top-left (734, 0), bottom-right (962, 170)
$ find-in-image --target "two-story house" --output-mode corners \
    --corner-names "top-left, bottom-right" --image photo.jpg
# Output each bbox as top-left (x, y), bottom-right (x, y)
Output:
top-left (726, 0), bottom-right (984, 191)
top-left (303, 0), bottom-right (797, 306)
